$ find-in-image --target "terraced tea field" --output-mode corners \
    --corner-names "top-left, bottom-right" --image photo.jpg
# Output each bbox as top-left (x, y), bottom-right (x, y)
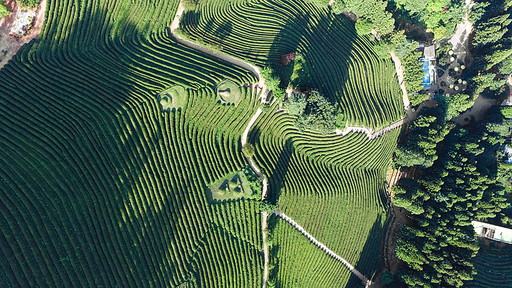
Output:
top-left (467, 245), bottom-right (512, 288)
top-left (180, 0), bottom-right (404, 129)
top-left (0, 0), bottom-right (403, 287)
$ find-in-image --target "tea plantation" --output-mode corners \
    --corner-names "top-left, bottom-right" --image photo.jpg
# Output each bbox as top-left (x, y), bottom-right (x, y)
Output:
top-left (0, 0), bottom-right (403, 287)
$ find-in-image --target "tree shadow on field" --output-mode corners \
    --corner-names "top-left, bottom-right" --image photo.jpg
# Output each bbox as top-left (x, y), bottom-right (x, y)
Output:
top-left (248, 125), bottom-right (294, 204)
top-left (346, 213), bottom-right (389, 287)
top-left (213, 22), bottom-right (233, 43)
top-left (266, 2), bottom-right (357, 106)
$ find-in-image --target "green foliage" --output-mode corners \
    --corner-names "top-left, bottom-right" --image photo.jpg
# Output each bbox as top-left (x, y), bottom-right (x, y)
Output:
top-left (381, 271), bottom-right (394, 285)
top-left (16, 0), bottom-right (39, 9)
top-left (331, 0), bottom-right (345, 14)
top-left (500, 106), bottom-right (512, 119)
top-left (261, 67), bottom-right (280, 91)
top-left (242, 166), bottom-right (263, 194)
top-left (393, 39), bottom-right (416, 60)
top-left (395, 0), bottom-right (428, 14)
top-left (294, 90), bottom-right (337, 134)
top-left (497, 53), bottom-right (512, 75)
top-left (355, 18), bottom-right (373, 35)
top-left (373, 40), bottom-right (392, 59)
top-left (260, 201), bottom-right (278, 213)
top-left (272, 88), bottom-right (286, 101)
top-left (466, 0), bottom-right (512, 99)
top-left (0, 1), bottom-right (9, 18)
top-left (290, 54), bottom-right (311, 87)
top-left (395, 108), bottom-right (455, 168)
top-left (242, 143), bottom-right (256, 158)
top-left (402, 51), bottom-right (424, 94)
top-left (436, 93), bottom-right (474, 121)
top-left (284, 92), bottom-right (307, 115)
top-left (409, 92), bottom-right (429, 107)
top-left (391, 0), bottom-right (465, 39)
top-left (395, 108), bottom-right (511, 287)
top-left (344, 0), bottom-right (395, 35)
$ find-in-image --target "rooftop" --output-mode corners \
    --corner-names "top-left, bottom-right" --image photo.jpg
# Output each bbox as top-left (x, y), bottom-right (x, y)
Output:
top-left (473, 221), bottom-right (512, 244)
top-left (424, 45), bottom-right (436, 59)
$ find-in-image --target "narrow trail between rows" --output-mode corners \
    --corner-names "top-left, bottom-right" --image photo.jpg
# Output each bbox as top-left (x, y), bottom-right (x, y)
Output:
top-left (240, 86), bottom-right (269, 287)
top-left (273, 210), bottom-right (372, 287)
top-left (336, 118), bottom-right (405, 140)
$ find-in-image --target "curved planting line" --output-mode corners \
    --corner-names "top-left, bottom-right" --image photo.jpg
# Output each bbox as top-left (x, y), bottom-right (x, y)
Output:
top-left (273, 210), bottom-right (372, 287)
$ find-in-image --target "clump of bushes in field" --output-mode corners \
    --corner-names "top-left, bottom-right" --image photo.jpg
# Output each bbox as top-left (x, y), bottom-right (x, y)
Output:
top-left (242, 166), bottom-right (262, 195)
top-left (289, 53), bottom-right (312, 88)
top-left (261, 66), bottom-right (286, 101)
top-left (15, 0), bottom-right (39, 9)
top-left (331, 0), bottom-right (395, 36)
top-left (242, 143), bottom-right (256, 158)
top-left (284, 92), bottom-right (307, 115)
top-left (292, 90), bottom-right (338, 134)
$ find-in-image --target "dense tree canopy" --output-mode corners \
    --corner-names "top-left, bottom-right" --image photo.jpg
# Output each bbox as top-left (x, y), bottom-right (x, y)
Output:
top-left (394, 107), bottom-right (511, 287)
top-left (294, 90), bottom-right (337, 134)
top-left (284, 92), bottom-right (307, 115)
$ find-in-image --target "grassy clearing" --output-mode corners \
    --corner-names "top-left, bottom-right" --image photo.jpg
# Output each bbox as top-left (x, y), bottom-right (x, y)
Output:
top-left (159, 85), bottom-right (188, 111)
top-left (207, 169), bottom-right (258, 202)
top-left (216, 79), bottom-right (242, 106)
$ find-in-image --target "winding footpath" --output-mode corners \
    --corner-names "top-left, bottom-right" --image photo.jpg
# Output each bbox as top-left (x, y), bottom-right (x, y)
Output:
top-left (336, 118), bottom-right (405, 140)
top-left (241, 93), bottom-right (270, 287)
top-left (169, 4), bottom-right (266, 90)
top-left (274, 210), bottom-right (372, 287)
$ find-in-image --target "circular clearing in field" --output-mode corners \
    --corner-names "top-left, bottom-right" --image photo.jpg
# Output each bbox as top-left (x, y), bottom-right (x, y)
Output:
top-left (159, 85), bottom-right (187, 112)
top-left (216, 79), bottom-right (241, 106)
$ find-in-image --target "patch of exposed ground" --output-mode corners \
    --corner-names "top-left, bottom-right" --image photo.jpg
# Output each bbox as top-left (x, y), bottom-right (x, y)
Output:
top-left (0, 0), bottom-right (46, 70)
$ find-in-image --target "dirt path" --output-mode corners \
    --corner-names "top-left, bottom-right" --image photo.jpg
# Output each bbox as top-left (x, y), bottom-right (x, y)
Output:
top-left (0, 0), bottom-right (46, 70)
top-left (240, 90), bottom-right (270, 287)
top-left (169, 2), bottom-right (184, 33)
top-left (448, 0), bottom-right (474, 54)
top-left (335, 118), bottom-right (405, 140)
top-left (168, 1), bottom-right (266, 90)
top-left (241, 106), bottom-right (270, 288)
top-left (389, 51), bottom-right (410, 114)
top-left (274, 210), bottom-right (372, 287)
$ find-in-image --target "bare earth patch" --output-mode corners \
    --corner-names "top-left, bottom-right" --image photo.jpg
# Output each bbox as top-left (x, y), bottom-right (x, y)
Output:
top-left (0, 0), bottom-right (46, 70)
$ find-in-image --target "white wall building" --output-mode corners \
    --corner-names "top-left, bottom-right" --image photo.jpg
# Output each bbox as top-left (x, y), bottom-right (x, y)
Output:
top-left (472, 221), bottom-right (512, 244)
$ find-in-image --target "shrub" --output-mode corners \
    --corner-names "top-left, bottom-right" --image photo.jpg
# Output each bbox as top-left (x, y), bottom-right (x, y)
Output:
top-left (261, 67), bottom-right (280, 91)
top-left (16, 0), bottom-right (39, 9)
top-left (242, 143), bottom-right (256, 158)
top-left (331, 0), bottom-right (345, 14)
top-left (382, 271), bottom-right (394, 285)
top-left (355, 18), bottom-right (373, 35)
top-left (0, 2), bottom-right (9, 18)
top-left (409, 93), bottom-right (429, 107)
top-left (272, 88), bottom-right (286, 101)
top-left (500, 106), bottom-right (512, 119)
top-left (260, 201), bottom-right (278, 213)
top-left (284, 92), bottom-right (307, 115)
top-left (294, 90), bottom-right (337, 134)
